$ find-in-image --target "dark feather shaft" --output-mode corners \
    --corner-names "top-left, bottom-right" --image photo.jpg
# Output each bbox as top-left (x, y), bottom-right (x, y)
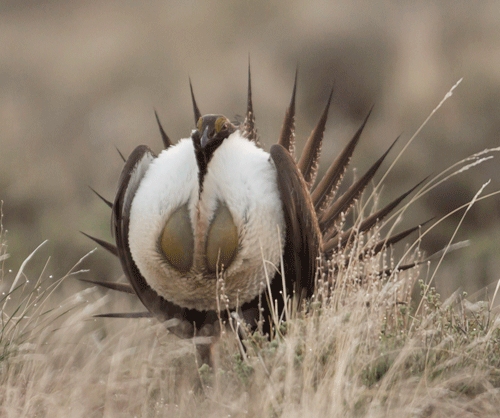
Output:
top-left (379, 236), bottom-right (466, 277)
top-left (115, 146), bottom-right (126, 162)
top-left (189, 78), bottom-right (202, 125)
top-left (154, 110), bottom-right (173, 149)
top-left (89, 186), bottom-right (112, 208)
top-left (355, 261), bottom-right (421, 284)
top-left (327, 223), bottom-right (430, 279)
top-left (319, 136), bottom-right (398, 232)
top-left (311, 108), bottom-right (373, 213)
top-left (277, 69), bottom-right (298, 156)
top-left (325, 220), bottom-right (422, 256)
top-left (324, 177), bottom-right (427, 245)
top-left (94, 312), bottom-right (153, 318)
top-left (242, 61), bottom-right (257, 142)
top-left (80, 232), bottom-right (118, 257)
top-left (378, 262), bottom-right (420, 278)
top-left (77, 278), bottom-right (135, 294)
top-left (365, 223), bottom-right (425, 257)
top-left (297, 87), bottom-right (334, 187)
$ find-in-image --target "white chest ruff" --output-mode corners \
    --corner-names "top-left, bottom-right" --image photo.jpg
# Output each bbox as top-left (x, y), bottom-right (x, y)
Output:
top-left (128, 133), bottom-right (285, 311)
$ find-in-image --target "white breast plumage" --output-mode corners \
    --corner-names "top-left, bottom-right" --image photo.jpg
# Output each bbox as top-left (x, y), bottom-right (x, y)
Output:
top-left (128, 131), bottom-right (285, 311)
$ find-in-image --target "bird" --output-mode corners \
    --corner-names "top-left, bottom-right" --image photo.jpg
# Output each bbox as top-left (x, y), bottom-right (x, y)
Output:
top-left (82, 66), bottom-right (425, 349)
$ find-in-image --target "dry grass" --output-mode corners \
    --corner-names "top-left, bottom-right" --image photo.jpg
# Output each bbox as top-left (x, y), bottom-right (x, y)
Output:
top-left (1, 200), bottom-right (499, 417)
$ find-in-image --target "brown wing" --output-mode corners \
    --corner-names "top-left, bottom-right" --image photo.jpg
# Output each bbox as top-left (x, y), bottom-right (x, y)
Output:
top-left (112, 145), bottom-right (209, 339)
top-left (270, 144), bottom-right (323, 302)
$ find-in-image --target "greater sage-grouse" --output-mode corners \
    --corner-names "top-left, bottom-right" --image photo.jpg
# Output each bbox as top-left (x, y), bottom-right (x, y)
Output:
top-left (83, 67), bottom-right (424, 345)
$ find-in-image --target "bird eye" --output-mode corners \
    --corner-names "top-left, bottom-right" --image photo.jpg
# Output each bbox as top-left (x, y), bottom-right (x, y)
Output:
top-left (160, 205), bottom-right (194, 272)
top-left (215, 117), bottom-right (227, 133)
top-left (197, 118), bottom-right (203, 132)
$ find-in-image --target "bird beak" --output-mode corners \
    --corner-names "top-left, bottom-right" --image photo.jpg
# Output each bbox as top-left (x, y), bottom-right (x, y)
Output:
top-left (200, 126), bottom-right (210, 148)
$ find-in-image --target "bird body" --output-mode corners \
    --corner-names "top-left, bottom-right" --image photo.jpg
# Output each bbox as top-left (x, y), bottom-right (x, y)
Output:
top-left (128, 132), bottom-right (285, 311)
top-left (84, 67), bottom-right (423, 344)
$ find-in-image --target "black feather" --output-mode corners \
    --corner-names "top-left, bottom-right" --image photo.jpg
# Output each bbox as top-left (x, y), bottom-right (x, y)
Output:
top-left (297, 86), bottom-right (334, 187)
top-left (154, 110), bottom-right (173, 149)
top-left (242, 60), bottom-right (257, 142)
top-left (319, 135), bottom-right (398, 233)
top-left (89, 186), bottom-right (112, 208)
top-left (277, 69), bottom-right (298, 157)
top-left (115, 146), bottom-right (126, 163)
top-left (189, 78), bottom-right (202, 125)
top-left (94, 312), bottom-right (153, 318)
top-left (77, 278), bottom-right (135, 294)
top-left (323, 177), bottom-right (427, 248)
top-left (311, 108), bottom-right (373, 213)
top-left (81, 232), bottom-right (118, 257)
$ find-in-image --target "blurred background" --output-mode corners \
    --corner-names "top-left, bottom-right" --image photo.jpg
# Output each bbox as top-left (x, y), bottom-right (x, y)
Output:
top-left (0, 0), bottom-right (499, 302)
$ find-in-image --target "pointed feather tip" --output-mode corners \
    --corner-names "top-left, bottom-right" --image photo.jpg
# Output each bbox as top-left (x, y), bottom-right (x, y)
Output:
top-left (277, 70), bottom-right (299, 153)
top-left (353, 105), bottom-right (375, 136)
top-left (88, 186), bottom-right (112, 208)
top-left (411, 175), bottom-right (432, 193)
top-left (189, 77), bottom-right (202, 125)
top-left (383, 234), bottom-right (466, 277)
top-left (371, 133), bottom-right (400, 170)
top-left (290, 67), bottom-right (298, 110)
top-left (242, 58), bottom-right (258, 142)
top-left (360, 175), bottom-right (431, 230)
top-left (246, 59), bottom-right (253, 113)
top-left (315, 84), bottom-right (335, 128)
top-left (325, 85), bottom-right (334, 111)
top-left (384, 175), bottom-right (432, 210)
top-left (154, 109), bottom-right (173, 149)
top-left (386, 133), bottom-right (400, 154)
top-left (77, 277), bottom-right (135, 294)
top-left (377, 233), bottom-right (465, 277)
top-left (318, 144), bottom-right (392, 232)
top-left (80, 231), bottom-right (118, 257)
top-left (93, 312), bottom-right (153, 319)
top-left (115, 146), bottom-right (126, 162)
top-left (296, 84), bottom-right (335, 185)
top-left (355, 105), bottom-right (376, 140)
top-left (366, 217), bottom-right (436, 258)
top-left (247, 56), bottom-right (251, 87)
top-left (314, 84), bottom-right (334, 126)
top-left (310, 104), bottom-right (372, 212)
